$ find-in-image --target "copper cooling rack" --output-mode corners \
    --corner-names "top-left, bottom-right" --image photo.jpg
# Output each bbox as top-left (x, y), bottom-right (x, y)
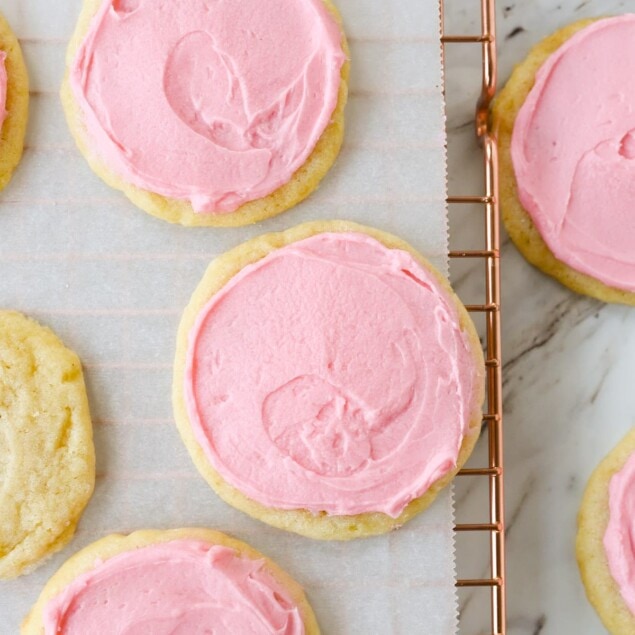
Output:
top-left (441, 0), bottom-right (506, 633)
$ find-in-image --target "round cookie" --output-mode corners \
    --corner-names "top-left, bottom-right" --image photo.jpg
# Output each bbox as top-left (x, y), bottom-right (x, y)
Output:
top-left (22, 528), bottom-right (320, 634)
top-left (0, 311), bottom-right (95, 579)
top-left (61, 0), bottom-right (349, 227)
top-left (492, 17), bottom-right (635, 305)
top-left (0, 11), bottom-right (29, 192)
top-left (577, 428), bottom-right (635, 635)
top-left (173, 220), bottom-right (486, 540)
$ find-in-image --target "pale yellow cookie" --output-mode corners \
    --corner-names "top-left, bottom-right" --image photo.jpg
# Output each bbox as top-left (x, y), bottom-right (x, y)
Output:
top-left (577, 428), bottom-right (635, 635)
top-left (22, 527), bottom-right (320, 634)
top-left (0, 11), bottom-right (29, 192)
top-left (61, 0), bottom-right (349, 227)
top-left (173, 220), bottom-right (486, 540)
top-left (0, 311), bottom-right (95, 580)
top-left (492, 18), bottom-right (635, 306)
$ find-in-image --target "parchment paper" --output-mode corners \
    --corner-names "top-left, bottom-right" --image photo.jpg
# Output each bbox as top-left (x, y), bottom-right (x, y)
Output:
top-left (0, 1), bottom-right (457, 633)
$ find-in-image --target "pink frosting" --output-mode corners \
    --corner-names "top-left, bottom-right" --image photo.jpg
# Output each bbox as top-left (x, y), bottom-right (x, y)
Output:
top-left (0, 51), bottom-right (7, 132)
top-left (605, 450), bottom-right (635, 614)
top-left (184, 233), bottom-right (481, 518)
top-left (70, 0), bottom-right (345, 214)
top-left (511, 15), bottom-right (635, 291)
top-left (43, 540), bottom-right (305, 634)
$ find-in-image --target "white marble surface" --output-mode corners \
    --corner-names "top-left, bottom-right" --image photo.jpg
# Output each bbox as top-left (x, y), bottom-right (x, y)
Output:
top-left (448, 1), bottom-right (635, 633)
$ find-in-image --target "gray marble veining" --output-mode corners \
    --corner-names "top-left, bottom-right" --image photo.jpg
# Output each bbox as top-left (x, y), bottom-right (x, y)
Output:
top-left (449, 1), bottom-right (635, 633)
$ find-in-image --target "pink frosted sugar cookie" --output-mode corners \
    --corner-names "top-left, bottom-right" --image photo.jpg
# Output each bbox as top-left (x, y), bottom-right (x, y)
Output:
top-left (494, 16), bottom-right (635, 304)
top-left (0, 11), bottom-right (28, 191)
top-left (173, 221), bottom-right (486, 540)
top-left (22, 529), bottom-right (320, 635)
top-left (578, 428), bottom-right (635, 635)
top-left (62, 0), bottom-right (349, 226)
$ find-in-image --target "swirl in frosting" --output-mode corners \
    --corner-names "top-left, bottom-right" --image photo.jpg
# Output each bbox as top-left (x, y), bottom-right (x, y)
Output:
top-left (184, 232), bottom-right (482, 518)
top-left (70, 0), bottom-right (345, 213)
top-left (511, 15), bottom-right (635, 291)
top-left (605, 450), bottom-right (635, 614)
top-left (43, 540), bottom-right (305, 634)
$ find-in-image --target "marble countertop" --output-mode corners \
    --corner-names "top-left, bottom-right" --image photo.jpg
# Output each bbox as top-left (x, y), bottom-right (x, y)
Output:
top-left (448, 1), bottom-right (635, 633)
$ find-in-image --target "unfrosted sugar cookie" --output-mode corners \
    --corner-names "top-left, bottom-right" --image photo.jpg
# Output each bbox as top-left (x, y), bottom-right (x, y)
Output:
top-left (62, 0), bottom-right (349, 227)
top-left (0, 312), bottom-right (94, 579)
top-left (173, 221), bottom-right (485, 540)
top-left (577, 428), bottom-right (635, 635)
top-left (22, 528), bottom-right (320, 634)
top-left (0, 11), bottom-right (28, 192)
top-left (493, 16), bottom-right (635, 305)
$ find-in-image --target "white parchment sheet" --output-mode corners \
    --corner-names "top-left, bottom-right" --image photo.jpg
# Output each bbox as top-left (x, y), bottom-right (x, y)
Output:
top-left (0, 1), bottom-right (456, 633)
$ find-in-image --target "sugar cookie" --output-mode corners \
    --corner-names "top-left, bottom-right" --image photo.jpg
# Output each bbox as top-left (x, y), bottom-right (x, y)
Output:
top-left (62, 0), bottom-right (349, 226)
top-left (577, 428), bottom-right (635, 635)
top-left (0, 11), bottom-right (28, 192)
top-left (493, 16), bottom-right (635, 304)
top-left (22, 528), bottom-right (320, 634)
top-left (173, 221), bottom-right (485, 539)
top-left (0, 311), bottom-right (94, 579)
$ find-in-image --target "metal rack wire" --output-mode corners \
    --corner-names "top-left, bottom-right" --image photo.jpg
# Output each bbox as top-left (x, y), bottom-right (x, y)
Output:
top-left (441, 0), bottom-right (506, 633)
